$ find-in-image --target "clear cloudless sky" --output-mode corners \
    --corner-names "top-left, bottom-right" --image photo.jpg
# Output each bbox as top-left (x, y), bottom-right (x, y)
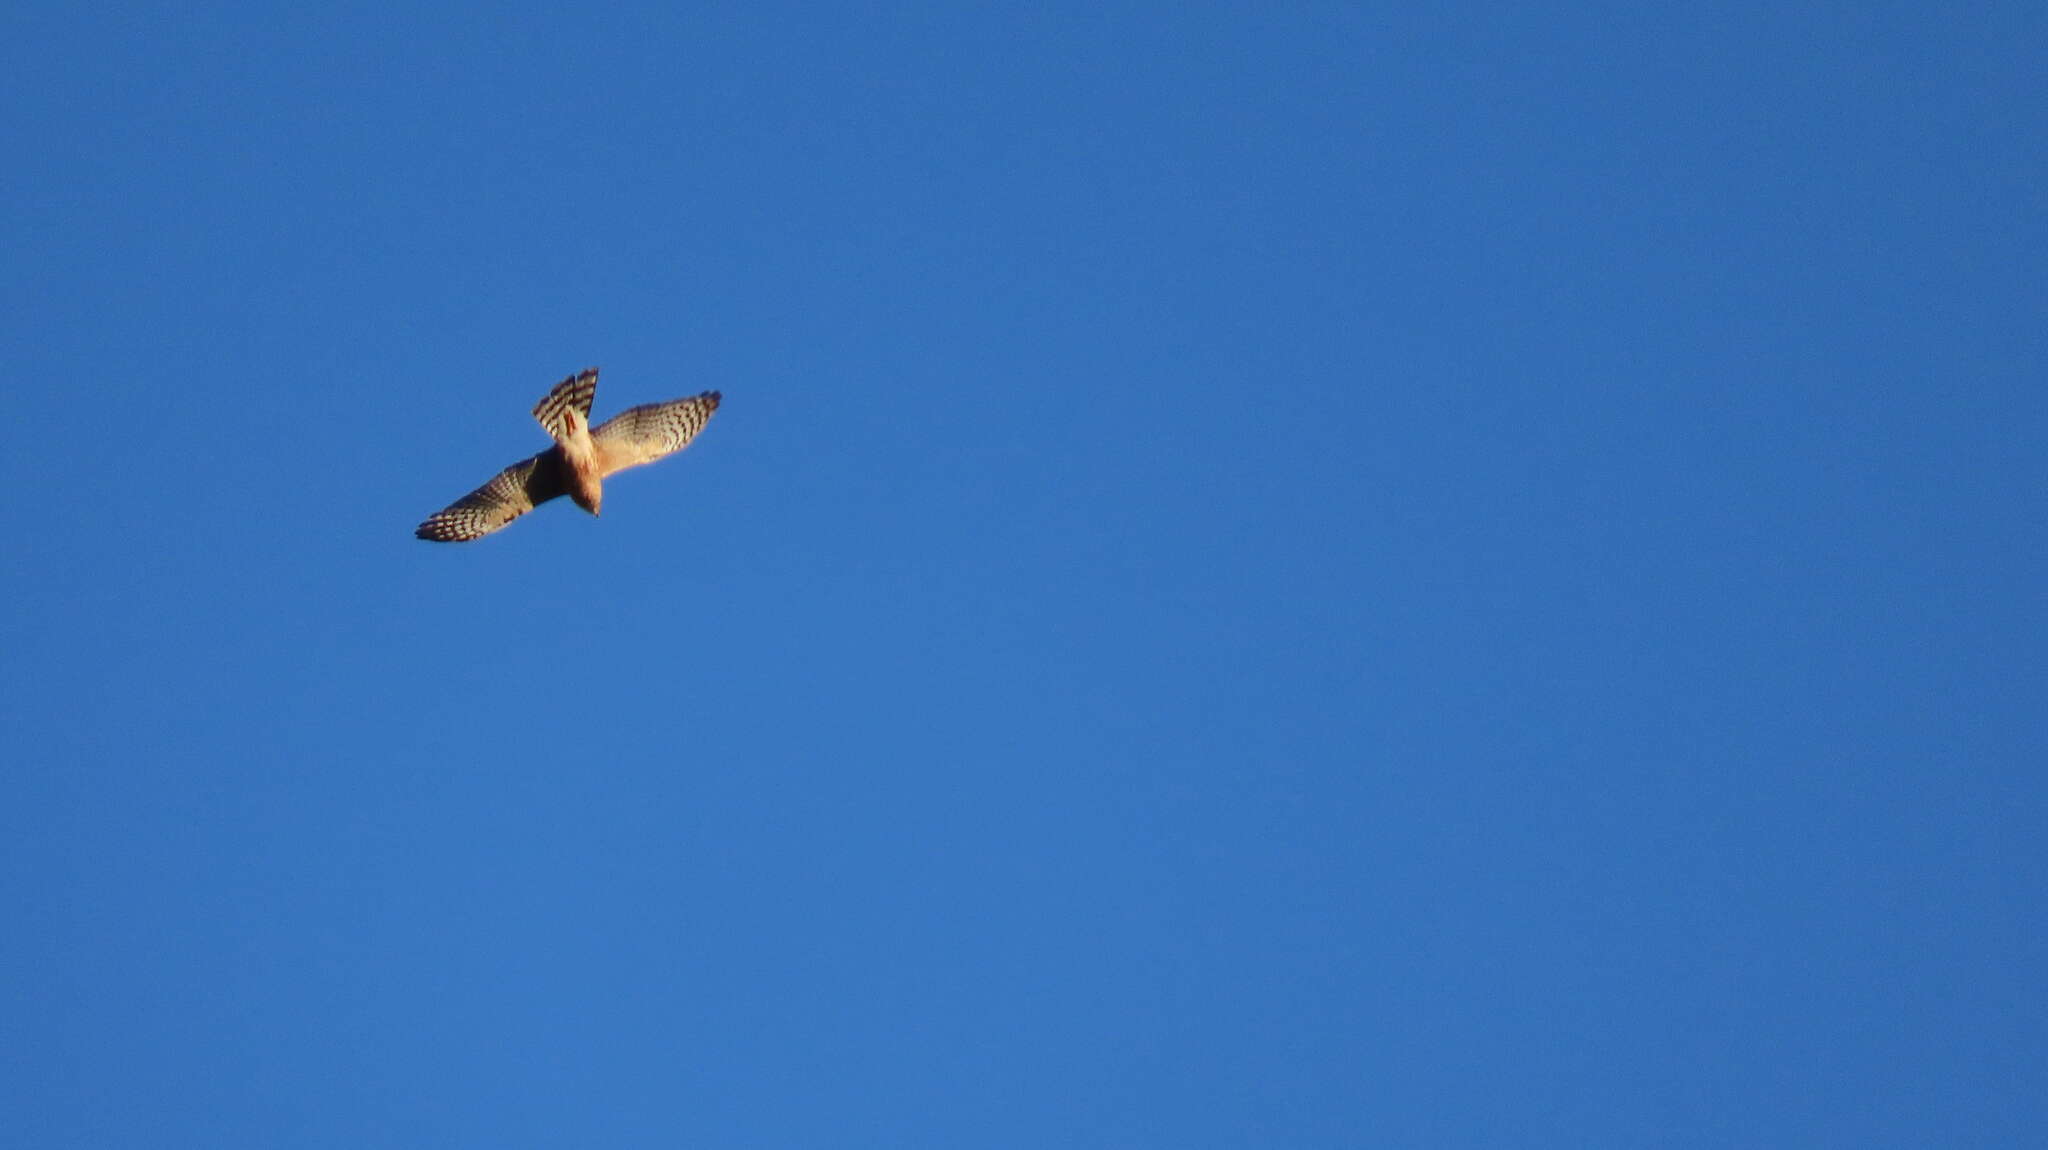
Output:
top-left (4, 3), bottom-right (2042, 1146)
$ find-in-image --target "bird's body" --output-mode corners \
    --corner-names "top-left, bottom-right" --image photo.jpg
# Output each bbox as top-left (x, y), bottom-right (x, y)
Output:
top-left (416, 369), bottom-right (720, 542)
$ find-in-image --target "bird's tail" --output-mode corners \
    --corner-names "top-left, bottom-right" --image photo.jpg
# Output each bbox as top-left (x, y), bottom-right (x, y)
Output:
top-left (533, 368), bottom-right (599, 442)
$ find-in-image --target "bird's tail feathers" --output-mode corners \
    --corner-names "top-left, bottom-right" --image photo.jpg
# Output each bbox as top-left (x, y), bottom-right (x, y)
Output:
top-left (533, 368), bottom-right (599, 441)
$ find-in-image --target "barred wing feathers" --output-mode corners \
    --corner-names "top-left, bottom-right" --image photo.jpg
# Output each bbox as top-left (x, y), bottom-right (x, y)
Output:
top-left (414, 451), bottom-right (571, 542)
top-left (593, 391), bottom-right (722, 476)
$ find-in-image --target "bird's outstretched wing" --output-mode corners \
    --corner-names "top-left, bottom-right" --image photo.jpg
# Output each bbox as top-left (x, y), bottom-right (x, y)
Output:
top-left (593, 391), bottom-right (722, 477)
top-left (414, 450), bottom-right (570, 542)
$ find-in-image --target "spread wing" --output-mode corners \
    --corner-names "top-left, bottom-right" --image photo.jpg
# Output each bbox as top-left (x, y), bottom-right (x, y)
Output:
top-left (592, 391), bottom-right (722, 477)
top-left (414, 450), bottom-right (571, 542)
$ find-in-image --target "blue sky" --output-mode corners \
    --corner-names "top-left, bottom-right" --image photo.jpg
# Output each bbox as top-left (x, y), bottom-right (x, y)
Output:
top-left (4, 2), bottom-right (2042, 1145)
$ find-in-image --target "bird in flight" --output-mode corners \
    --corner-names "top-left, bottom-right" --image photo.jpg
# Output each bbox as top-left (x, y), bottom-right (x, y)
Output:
top-left (416, 368), bottom-right (721, 542)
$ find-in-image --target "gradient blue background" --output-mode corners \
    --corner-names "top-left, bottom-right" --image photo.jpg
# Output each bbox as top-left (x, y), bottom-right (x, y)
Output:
top-left (5, 3), bottom-right (2043, 1145)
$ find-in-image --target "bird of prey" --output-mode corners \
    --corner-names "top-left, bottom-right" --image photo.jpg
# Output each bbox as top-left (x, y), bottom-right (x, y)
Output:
top-left (415, 368), bottom-right (721, 542)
